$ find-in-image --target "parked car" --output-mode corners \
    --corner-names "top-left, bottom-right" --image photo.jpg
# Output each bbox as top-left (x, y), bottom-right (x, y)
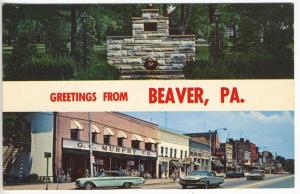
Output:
top-left (247, 170), bottom-right (265, 180)
top-left (225, 171), bottom-right (245, 178)
top-left (75, 171), bottom-right (145, 190)
top-left (179, 170), bottom-right (224, 189)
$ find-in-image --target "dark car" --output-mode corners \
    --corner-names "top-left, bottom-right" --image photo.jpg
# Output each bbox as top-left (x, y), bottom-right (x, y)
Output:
top-left (225, 171), bottom-right (244, 178)
top-left (247, 170), bottom-right (265, 180)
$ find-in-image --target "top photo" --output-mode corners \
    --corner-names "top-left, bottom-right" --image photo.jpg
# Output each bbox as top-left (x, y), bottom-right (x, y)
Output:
top-left (2, 3), bottom-right (294, 80)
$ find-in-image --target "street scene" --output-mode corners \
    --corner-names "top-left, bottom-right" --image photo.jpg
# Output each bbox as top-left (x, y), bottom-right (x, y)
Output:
top-left (3, 111), bottom-right (294, 189)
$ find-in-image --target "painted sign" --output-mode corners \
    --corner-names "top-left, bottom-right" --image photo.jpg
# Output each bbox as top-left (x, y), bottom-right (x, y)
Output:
top-left (63, 139), bottom-right (157, 158)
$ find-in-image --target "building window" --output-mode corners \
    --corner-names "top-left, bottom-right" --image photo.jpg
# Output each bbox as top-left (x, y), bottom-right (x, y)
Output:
top-left (132, 140), bottom-right (140, 149)
top-left (70, 129), bottom-right (79, 140)
top-left (170, 148), bottom-right (173, 158)
top-left (104, 135), bottom-right (111, 145)
top-left (145, 143), bottom-right (152, 151)
top-left (185, 151), bottom-right (187, 158)
top-left (165, 148), bottom-right (168, 157)
top-left (144, 22), bottom-right (157, 31)
top-left (174, 149), bottom-right (177, 158)
top-left (92, 133), bottom-right (97, 143)
top-left (161, 146), bottom-right (164, 156)
top-left (180, 150), bottom-right (183, 159)
top-left (118, 138), bottom-right (123, 147)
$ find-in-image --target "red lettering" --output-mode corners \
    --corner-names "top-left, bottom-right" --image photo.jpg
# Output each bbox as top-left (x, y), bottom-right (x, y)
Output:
top-left (220, 87), bottom-right (230, 103)
top-left (149, 88), bottom-right (157, 103)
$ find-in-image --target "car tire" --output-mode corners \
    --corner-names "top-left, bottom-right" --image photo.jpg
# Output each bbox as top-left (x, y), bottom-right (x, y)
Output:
top-left (204, 181), bottom-right (209, 189)
top-left (84, 182), bottom-right (94, 190)
top-left (182, 185), bottom-right (187, 189)
top-left (123, 182), bottom-right (132, 189)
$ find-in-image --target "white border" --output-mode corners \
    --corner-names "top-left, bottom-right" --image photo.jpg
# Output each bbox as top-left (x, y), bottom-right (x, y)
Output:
top-left (1, 1), bottom-right (299, 194)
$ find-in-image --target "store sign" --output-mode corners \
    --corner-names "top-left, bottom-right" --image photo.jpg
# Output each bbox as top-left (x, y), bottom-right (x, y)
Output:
top-left (63, 139), bottom-right (157, 157)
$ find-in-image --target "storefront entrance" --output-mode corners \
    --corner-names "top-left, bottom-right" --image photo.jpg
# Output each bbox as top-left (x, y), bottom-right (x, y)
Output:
top-left (61, 149), bottom-right (157, 180)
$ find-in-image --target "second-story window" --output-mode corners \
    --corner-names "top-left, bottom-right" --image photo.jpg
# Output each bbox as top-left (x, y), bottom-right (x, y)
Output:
top-left (170, 148), bottom-right (173, 158)
top-left (180, 150), bottom-right (183, 159)
top-left (174, 149), bottom-right (177, 158)
top-left (70, 129), bottom-right (79, 140)
top-left (161, 146), bottom-right (164, 156)
top-left (92, 133), bottom-right (97, 143)
top-left (145, 143), bottom-right (152, 151)
top-left (104, 135), bottom-right (110, 145)
top-left (118, 138), bottom-right (123, 147)
top-left (132, 140), bottom-right (140, 149)
top-left (185, 151), bottom-right (187, 158)
top-left (165, 147), bottom-right (168, 157)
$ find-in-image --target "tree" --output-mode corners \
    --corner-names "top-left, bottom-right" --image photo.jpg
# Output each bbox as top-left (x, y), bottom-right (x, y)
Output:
top-left (3, 113), bottom-right (31, 146)
top-left (74, 12), bottom-right (97, 68)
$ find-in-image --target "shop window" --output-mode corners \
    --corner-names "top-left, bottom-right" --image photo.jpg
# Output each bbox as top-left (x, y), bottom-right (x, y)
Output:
top-left (104, 135), bottom-right (111, 145)
top-left (170, 148), bottom-right (173, 158)
top-left (92, 133), bottom-right (97, 143)
top-left (118, 138), bottom-right (123, 147)
top-left (132, 140), bottom-right (140, 149)
top-left (144, 22), bottom-right (157, 31)
top-left (145, 143), bottom-right (152, 151)
top-left (180, 150), bottom-right (183, 159)
top-left (161, 146), bottom-right (164, 156)
top-left (174, 149), bottom-right (177, 158)
top-left (165, 148), bottom-right (168, 157)
top-left (70, 129), bottom-right (79, 140)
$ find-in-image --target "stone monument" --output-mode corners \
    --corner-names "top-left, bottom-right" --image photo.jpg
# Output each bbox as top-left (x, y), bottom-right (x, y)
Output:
top-left (107, 8), bottom-right (196, 79)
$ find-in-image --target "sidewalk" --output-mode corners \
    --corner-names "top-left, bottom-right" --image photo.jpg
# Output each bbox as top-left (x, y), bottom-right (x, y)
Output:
top-left (3, 178), bottom-right (175, 190)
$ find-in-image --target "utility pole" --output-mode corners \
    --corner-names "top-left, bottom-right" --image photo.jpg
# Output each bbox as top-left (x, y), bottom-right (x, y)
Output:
top-left (209, 130), bottom-right (212, 171)
top-left (88, 112), bottom-right (93, 177)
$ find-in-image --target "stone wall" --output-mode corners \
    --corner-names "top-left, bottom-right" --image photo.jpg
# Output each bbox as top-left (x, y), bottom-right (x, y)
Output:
top-left (107, 9), bottom-right (196, 79)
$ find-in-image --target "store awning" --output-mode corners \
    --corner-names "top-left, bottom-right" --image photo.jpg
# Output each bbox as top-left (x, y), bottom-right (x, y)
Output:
top-left (132, 134), bottom-right (144, 142)
top-left (118, 131), bottom-right (127, 139)
top-left (145, 137), bottom-right (156, 144)
top-left (91, 124), bottom-right (101, 134)
top-left (170, 160), bottom-right (181, 168)
top-left (104, 127), bottom-right (114, 136)
top-left (212, 160), bottom-right (224, 168)
top-left (193, 162), bottom-right (201, 166)
top-left (71, 120), bottom-right (84, 130)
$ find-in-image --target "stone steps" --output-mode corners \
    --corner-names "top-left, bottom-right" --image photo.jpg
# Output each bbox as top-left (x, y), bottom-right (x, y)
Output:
top-left (120, 70), bottom-right (185, 79)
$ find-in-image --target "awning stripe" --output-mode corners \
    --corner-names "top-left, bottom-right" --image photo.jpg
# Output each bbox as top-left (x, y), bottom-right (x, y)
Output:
top-left (145, 137), bottom-right (156, 144)
top-left (71, 120), bottom-right (84, 130)
top-left (104, 127), bottom-right (114, 136)
top-left (132, 134), bottom-right (144, 141)
top-left (91, 124), bottom-right (101, 134)
top-left (118, 131), bottom-right (127, 139)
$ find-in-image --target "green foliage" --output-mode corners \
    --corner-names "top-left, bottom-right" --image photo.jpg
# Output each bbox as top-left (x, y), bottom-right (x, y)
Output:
top-left (3, 113), bottom-right (30, 146)
top-left (184, 51), bottom-right (293, 79)
top-left (74, 61), bottom-right (120, 80)
top-left (74, 12), bottom-right (97, 68)
top-left (5, 53), bottom-right (74, 80)
top-left (46, 16), bottom-right (70, 57)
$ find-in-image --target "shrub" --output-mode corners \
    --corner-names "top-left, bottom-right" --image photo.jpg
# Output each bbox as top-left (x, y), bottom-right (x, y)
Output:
top-left (74, 62), bottom-right (120, 80)
top-left (184, 51), bottom-right (293, 79)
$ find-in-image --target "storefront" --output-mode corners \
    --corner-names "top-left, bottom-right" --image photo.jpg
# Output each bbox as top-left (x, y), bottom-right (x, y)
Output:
top-left (53, 112), bottom-right (159, 180)
top-left (157, 128), bottom-right (190, 178)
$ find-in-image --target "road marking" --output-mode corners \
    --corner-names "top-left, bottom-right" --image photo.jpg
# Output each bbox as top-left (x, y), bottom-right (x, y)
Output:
top-left (236, 175), bottom-right (294, 188)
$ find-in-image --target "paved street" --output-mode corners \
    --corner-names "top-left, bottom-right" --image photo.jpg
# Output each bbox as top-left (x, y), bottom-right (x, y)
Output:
top-left (3, 174), bottom-right (294, 190)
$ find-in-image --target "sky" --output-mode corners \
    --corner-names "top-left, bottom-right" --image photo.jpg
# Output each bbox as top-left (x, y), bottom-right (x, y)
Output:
top-left (123, 111), bottom-right (294, 159)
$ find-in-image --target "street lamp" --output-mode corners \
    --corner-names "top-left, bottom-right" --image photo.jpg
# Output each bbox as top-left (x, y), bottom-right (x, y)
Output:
top-left (209, 128), bottom-right (227, 171)
top-left (213, 9), bottom-right (221, 62)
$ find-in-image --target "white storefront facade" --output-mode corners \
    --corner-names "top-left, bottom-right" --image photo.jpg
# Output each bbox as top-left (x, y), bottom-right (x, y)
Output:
top-left (156, 128), bottom-right (190, 178)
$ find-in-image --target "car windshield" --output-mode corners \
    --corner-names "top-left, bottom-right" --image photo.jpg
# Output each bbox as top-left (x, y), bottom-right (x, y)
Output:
top-left (189, 171), bottom-right (209, 176)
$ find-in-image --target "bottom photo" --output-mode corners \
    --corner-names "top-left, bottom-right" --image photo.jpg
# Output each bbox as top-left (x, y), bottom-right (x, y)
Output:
top-left (2, 111), bottom-right (294, 190)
